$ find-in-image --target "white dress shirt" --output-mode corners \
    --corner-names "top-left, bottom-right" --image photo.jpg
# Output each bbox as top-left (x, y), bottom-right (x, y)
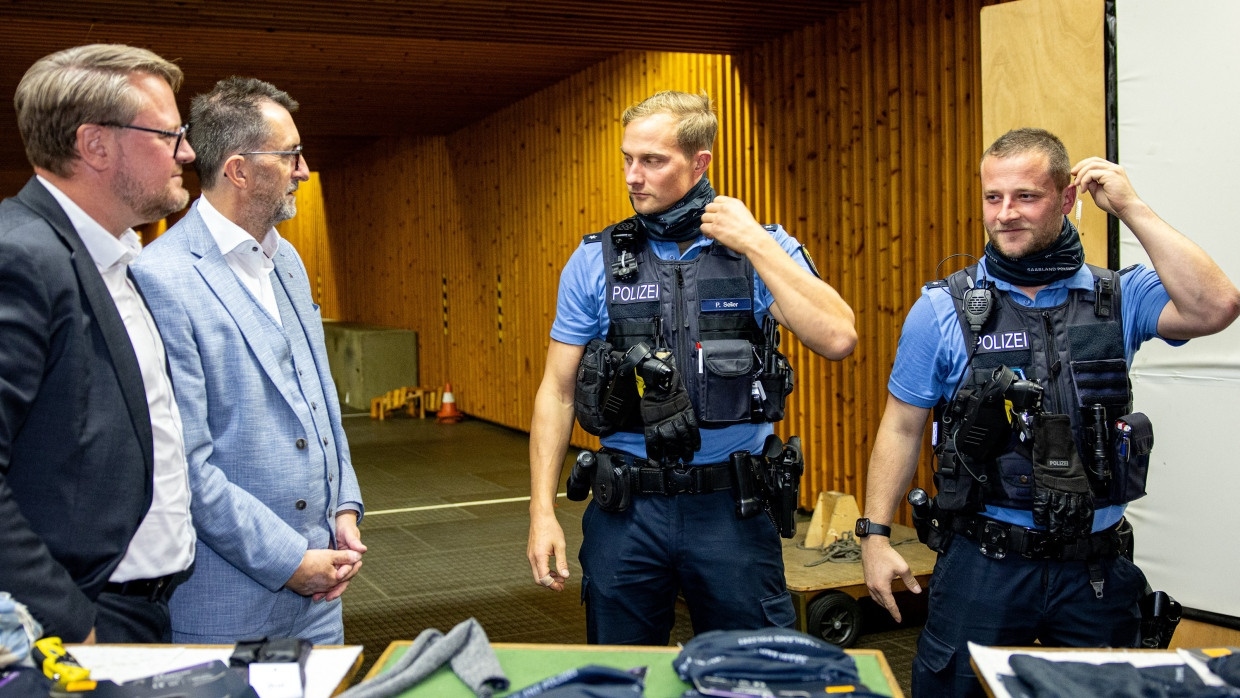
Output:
top-left (37, 176), bottom-right (195, 581)
top-left (195, 196), bottom-right (282, 326)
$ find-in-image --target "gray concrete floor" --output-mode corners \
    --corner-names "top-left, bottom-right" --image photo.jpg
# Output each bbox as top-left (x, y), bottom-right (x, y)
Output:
top-left (339, 416), bottom-right (923, 694)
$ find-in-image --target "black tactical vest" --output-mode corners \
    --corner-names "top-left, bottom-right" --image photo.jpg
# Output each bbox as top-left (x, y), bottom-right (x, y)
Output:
top-left (587, 221), bottom-right (782, 430)
top-left (938, 263), bottom-right (1148, 509)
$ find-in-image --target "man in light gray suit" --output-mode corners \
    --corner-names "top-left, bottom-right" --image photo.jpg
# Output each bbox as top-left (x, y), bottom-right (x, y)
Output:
top-left (132, 77), bottom-right (365, 645)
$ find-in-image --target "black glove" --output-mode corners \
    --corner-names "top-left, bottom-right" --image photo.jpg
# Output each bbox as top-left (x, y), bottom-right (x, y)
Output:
top-left (640, 379), bottom-right (700, 464)
top-left (1031, 414), bottom-right (1094, 539)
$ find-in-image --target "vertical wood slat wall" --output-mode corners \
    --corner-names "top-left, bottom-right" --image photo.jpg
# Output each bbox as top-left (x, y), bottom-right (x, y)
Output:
top-left (318, 0), bottom-right (995, 520)
top-left (275, 173), bottom-right (343, 318)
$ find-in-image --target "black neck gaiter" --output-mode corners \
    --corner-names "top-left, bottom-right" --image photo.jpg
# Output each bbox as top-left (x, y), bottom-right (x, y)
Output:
top-left (984, 217), bottom-right (1085, 286)
top-left (634, 176), bottom-right (716, 242)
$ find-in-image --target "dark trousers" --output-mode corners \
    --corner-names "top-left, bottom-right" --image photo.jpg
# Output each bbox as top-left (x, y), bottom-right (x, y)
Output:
top-left (95, 592), bottom-right (173, 643)
top-left (578, 490), bottom-right (795, 646)
top-left (912, 535), bottom-right (1146, 698)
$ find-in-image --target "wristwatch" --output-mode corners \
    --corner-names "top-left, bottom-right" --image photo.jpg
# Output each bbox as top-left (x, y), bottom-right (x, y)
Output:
top-left (854, 517), bottom-right (891, 539)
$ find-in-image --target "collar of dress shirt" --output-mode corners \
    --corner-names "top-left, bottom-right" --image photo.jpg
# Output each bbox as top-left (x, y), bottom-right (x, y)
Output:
top-left (36, 175), bottom-right (140, 271)
top-left (196, 194), bottom-right (282, 259)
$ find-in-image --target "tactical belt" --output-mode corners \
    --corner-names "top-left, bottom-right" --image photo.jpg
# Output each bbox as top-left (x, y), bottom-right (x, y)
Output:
top-left (950, 514), bottom-right (1130, 561)
top-left (601, 450), bottom-right (733, 496)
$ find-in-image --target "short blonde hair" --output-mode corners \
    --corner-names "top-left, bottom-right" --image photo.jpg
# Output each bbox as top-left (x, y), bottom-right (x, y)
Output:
top-left (15, 44), bottom-right (184, 177)
top-left (982, 128), bottom-right (1071, 190)
top-left (622, 91), bottom-right (717, 157)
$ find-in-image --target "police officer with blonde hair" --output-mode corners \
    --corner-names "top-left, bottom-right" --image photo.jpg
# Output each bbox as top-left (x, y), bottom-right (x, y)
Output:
top-left (528, 90), bottom-right (857, 644)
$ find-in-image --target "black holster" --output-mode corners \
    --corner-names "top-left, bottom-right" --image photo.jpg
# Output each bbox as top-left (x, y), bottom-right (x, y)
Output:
top-left (1139, 590), bottom-right (1182, 649)
top-left (732, 434), bottom-right (803, 538)
top-left (590, 451), bottom-right (632, 512)
top-left (909, 488), bottom-right (955, 553)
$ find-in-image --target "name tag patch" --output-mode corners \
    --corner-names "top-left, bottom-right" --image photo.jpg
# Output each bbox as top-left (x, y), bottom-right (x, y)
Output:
top-left (975, 330), bottom-right (1029, 352)
top-left (611, 283), bottom-right (660, 302)
top-left (701, 298), bottom-right (752, 312)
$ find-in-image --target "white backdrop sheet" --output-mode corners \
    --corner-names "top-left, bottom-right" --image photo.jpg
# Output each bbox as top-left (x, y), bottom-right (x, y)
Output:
top-left (1117, 0), bottom-right (1240, 620)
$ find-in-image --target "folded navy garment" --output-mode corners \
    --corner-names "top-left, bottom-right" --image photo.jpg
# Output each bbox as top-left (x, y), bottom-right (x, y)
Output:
top-left (1209, 655), bottom-right (1240, 688)
top-left (671, 628), bottom-right (890, 697)
top-left (508, 665), bottom-right (644, 698)
top-left (1008, 654), bottom-right (1240, 698)
top-left (673, 628), bottom-right (860, 684)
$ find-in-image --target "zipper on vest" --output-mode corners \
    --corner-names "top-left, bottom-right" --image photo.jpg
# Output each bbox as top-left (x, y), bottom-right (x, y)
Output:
top-left (673, 265), bottom-right (688, 374)
top-left (1042, 311), bottom-right (1066, 412)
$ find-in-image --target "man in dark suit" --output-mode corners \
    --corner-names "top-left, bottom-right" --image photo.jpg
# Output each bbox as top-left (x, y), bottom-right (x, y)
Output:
top-left (0, 44), bottom-right (197, 643)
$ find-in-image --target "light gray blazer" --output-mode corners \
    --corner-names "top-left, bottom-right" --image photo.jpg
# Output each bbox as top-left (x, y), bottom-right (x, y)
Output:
top-left (132, 204), bottom-right (362, 639)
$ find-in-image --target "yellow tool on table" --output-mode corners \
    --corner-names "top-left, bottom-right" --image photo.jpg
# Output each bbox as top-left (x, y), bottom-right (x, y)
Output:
top-left (32, 637), bottom-right (92, 688)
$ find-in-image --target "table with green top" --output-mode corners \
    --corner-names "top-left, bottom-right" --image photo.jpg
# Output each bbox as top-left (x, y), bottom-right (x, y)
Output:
top-left (364, 642), bottom-right (903, 697)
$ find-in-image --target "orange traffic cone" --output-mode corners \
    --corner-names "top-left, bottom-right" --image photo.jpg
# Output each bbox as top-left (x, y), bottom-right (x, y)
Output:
top-left (436, 382), bottom-right (464, 424)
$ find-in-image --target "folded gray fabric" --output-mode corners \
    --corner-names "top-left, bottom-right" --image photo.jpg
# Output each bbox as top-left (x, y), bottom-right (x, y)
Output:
top-left (337, 617), bottom-right (508, 698)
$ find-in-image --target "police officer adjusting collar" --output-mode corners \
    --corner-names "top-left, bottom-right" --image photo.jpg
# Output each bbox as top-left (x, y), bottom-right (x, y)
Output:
top-left (633, 175), bottom-right (715, 243)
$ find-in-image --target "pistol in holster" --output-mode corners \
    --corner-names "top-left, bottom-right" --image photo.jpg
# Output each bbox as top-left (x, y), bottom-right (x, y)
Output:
top-left (729, 434), bottom-right (804, 539)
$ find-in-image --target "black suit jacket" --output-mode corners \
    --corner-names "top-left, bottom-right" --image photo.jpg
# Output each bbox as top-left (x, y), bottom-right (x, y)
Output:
top-left (0, 177), bottom-right (154, 640)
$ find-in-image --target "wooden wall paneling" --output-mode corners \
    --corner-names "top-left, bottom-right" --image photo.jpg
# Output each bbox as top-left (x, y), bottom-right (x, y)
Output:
top-left (274, 172), bottom-right (340, 317)
top-left (981, 0), bottom-right (1107, 264)
top-left (320, 135), bottom-right (455, 392)
top-left (725, 0), bottom-right (998, 516)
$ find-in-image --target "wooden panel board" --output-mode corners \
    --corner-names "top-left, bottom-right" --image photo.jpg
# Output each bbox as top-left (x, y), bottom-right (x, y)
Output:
top-left (981, 0), bottom-right (1108, 264)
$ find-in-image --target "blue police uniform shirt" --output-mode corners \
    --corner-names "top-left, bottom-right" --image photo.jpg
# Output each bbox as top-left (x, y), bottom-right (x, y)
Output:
top-left (551, 226), bottom-right (811, 464)
top-left (888, 258), bottom-right (1181, 531)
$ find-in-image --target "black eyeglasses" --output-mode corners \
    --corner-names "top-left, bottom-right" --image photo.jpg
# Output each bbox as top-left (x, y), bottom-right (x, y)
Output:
top-left (240, 144), bottom-right (303, 171)
top-left (103, 122), bottom-right (189, 157)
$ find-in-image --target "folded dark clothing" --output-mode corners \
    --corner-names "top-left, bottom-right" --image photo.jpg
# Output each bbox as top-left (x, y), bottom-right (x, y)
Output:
top-left (673, 628), bottom-right (860, 684)
top-left (507, 665), bottom-right (644, 698)
top-left (1008, 654), bottom-right (1239, 698)
top-left (1209, 655), bottom-right (1240, 688)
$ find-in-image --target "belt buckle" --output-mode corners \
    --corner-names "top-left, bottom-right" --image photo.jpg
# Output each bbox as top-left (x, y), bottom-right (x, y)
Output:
top-left (147, 576), bottom-right (170, 602)
top-left (1012, 527), bottom-right (1049, 559)
top-left (978, 521), bottom-right (1008, 560)
top-left (666, 466), bottom-right (692, 495)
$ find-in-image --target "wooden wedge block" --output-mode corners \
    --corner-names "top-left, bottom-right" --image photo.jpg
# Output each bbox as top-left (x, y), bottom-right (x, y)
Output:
top-left (803, 491), bottom-right (862, 548)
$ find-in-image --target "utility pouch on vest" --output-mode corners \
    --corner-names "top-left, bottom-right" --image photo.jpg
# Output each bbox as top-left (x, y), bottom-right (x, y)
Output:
top-left (1069, 358), bottom-right (1131, 407)
top-left (753, 317), bottom-right (794, 422)
top-left (1030, 414), bottom-right (1094, 539)
top-left (754, 369), bottom-right (791, 422)
top-left (932, 366), bottom-right (1021, 513)
top-left (574, 338), bottom-right (637, 436)
top-left (942, 370), bottom-right (1015, 464)
top-left (698, 338), bottom-right (756, 423)
top-left (1111, 412), bottom-right (1153, 502)
top-left (591, 452), bottom-right (632, 513)
top-left (932, 450), bottom-right (983, 513)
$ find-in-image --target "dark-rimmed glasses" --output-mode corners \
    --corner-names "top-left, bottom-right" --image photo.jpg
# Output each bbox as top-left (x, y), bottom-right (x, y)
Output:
top-left (103, 122), bottom-right (189, 157)
top-left (240, 144), bottom-right (303, 171)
